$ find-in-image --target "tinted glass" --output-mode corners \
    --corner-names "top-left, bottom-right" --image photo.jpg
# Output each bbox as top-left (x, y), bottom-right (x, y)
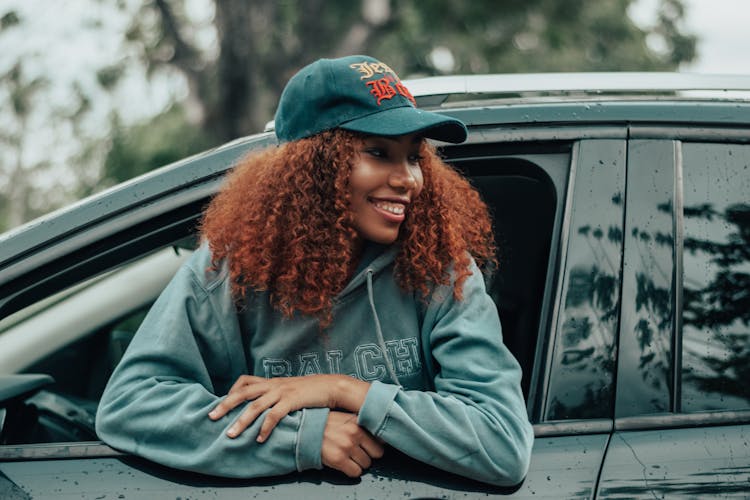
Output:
top-left (681, 143), bottom-right (750, 412)
top-left (545, 140), bottom-right (624, 420)
top-left (617, 140), bottom-right (675, 416)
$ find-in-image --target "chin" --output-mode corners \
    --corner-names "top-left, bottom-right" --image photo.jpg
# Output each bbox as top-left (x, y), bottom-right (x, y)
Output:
top-left (368, 235), bottom-right (398, 245)
top-left (360, 230), bottom-right (399, 245)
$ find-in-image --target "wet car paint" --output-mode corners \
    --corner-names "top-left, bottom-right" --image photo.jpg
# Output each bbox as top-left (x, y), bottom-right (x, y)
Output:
top-left (0, 434), bottom-right (608, 499)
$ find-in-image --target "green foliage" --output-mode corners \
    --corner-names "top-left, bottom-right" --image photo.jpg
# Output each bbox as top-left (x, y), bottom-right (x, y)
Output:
top-left (102, 104), bottom-right (215, 186)
top-left (104, 0), bottom-right (695, 195)
top-left (96, 64), bottom-right (126, 90)
top-left (0, 0), bottom-right (700, 230)
top-left (124, 0), bottom-right (697, 144)
top-left (373, 0), bottom-right (695, 74)
top-left (0, 10), bottom-right (20, 30)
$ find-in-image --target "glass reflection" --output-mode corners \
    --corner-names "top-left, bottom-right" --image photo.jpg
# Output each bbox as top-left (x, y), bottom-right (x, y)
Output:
top-left (546, 140), bottom-right (623, 420)
top-left (631, 202), bottom-right (673, 396)
top-left (681, 143), bottom-right (750, 412)
top-left (617, 140), bottom-right (674, 417)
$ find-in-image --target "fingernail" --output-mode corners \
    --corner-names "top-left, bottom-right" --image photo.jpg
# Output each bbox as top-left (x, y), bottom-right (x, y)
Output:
top-left (227, 427), bottom-right (237, 437)
top-left (208, 410), bottom-right (217, 419)
top-left (256, 435), bottom-right (265, 443)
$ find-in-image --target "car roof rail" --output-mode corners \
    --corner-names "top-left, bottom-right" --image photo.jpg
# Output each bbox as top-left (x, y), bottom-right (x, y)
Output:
top-left (263, 72), bottom-right (750, 132)
top-left (402, 72), bottom-right (750, 106)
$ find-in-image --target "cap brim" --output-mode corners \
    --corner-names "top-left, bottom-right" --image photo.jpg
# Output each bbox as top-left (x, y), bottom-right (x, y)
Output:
top-left (339, 106), bottom-right (468, 144)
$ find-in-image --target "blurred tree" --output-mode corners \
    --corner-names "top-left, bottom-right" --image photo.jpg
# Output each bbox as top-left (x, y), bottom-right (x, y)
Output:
top-left (100, 104), bottom-right (214, 188)
top-left (0, 3), bottom-right (131, 230)
top-left (0, 0), bottom-right (698, 230)
top-left (0, 61), bottom-right (51, 229)
top-left (106, 0), bottom-right (696, 179)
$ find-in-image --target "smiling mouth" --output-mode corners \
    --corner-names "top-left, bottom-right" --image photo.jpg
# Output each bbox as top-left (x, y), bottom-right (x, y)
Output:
top-left (372, 200), bottom-right (406, 215)
top-left (370, 198), bottom-right (408, 222)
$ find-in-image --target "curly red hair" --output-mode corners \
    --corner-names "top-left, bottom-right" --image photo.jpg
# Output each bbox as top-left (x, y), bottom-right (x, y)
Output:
top-left (200, 129), bottom-right (496, 324)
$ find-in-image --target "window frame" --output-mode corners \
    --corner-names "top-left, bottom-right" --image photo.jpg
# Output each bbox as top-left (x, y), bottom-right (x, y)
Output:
top-left (614, 126), bottom-right (750, 430)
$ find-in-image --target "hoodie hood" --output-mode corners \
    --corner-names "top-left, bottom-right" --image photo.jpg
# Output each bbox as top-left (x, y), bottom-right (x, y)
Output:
top-left (337, 243), bottom-right (399, 299)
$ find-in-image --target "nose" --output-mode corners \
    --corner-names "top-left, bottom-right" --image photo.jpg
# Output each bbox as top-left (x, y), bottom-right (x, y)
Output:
top-left (389, 159), bottom-right (418, 190)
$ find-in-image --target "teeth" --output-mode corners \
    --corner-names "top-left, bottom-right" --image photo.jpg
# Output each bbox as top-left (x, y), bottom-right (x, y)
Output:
top-left (373, 200), bottom-right (405, 215)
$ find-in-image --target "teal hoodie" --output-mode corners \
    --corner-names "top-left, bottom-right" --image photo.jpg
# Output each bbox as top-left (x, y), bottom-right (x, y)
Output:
top-left (96, 242), bottom-right (533, 486)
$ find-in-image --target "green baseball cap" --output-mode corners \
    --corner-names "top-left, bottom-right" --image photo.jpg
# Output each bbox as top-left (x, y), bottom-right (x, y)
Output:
top-left (274, 55), bottom-right (468, 143)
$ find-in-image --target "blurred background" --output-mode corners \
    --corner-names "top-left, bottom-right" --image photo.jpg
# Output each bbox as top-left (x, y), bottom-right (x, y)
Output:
top-left (0, 0), bottom-right (747, 232)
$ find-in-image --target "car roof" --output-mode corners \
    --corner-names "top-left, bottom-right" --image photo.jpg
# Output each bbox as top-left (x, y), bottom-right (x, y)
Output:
top-left (405, 71), bottom-right (750, 106)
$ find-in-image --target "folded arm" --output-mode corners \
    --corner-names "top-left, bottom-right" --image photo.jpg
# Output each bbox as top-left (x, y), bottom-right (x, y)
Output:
top-left (357, 263), bottom-right (534, 486)
top-left (95, 261), bottom-right (328, 478)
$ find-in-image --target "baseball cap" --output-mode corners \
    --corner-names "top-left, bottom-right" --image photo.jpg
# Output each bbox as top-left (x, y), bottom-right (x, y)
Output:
top-left (274, 55), bottom-right (467, 143)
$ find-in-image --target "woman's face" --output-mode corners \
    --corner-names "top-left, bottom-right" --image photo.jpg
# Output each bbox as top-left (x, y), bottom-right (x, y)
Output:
top-left (348, 133), bottom-right (424, 245)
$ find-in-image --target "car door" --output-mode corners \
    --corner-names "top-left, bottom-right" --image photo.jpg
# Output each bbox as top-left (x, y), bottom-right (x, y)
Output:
top-left (0, 129), bottom-right (624, 498)
top-left (446, 135), bottom-right (626, 498)
top-left (597, 135), bottom-right (750, 497)
top-left (518, 138), bottom-right (625, 498)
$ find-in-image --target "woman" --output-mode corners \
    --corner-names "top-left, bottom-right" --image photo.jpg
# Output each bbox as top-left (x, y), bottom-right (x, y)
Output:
top-left (96, 55), bottom-right (533, 486)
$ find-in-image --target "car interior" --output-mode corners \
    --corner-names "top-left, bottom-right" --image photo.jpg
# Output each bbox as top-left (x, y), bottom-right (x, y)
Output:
top-left (0, 148), bottom-right (566, 447)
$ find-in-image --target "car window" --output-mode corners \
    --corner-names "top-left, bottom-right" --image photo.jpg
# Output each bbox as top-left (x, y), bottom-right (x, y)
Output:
top-left (680, 143), bottom-right (750, 412)
top-left (0, 247), bottom-right (190, 444)
top-left (544, 140), bottom-right (624, 420)
top-left (24, 307), bottom-right (149, 402)
top-left (2, 149), bottom-right (565, 446)
top-left (454, 148), bottom-right (568, 403)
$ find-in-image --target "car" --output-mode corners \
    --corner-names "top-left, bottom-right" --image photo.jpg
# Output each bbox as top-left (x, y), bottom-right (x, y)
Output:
top-left (1, 72), bottom-right (750, 498)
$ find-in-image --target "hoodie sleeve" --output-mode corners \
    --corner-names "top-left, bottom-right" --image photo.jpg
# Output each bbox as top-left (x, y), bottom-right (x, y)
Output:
top-left (357, 259), bottom-right (534, 486)
top-left (95, 248), bottom-right (329, 478)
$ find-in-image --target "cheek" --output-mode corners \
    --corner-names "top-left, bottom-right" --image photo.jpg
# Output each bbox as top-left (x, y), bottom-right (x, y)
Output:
top-left (413, 170), bottom-right (425, 197)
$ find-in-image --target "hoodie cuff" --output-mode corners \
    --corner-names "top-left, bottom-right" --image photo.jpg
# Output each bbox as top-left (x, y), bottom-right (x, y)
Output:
top-left (357, 380), bottom-right (399, 436)
top-left (295, 407), bottom-right (330, 471)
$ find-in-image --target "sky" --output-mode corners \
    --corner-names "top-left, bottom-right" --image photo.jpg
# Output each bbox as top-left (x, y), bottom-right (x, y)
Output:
top-left (631, 0), bottom-right (749, 74)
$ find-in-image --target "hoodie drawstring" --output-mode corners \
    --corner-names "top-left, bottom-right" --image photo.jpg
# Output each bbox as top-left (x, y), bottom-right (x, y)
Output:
top-left (366, 269), bottom-right (401, 386)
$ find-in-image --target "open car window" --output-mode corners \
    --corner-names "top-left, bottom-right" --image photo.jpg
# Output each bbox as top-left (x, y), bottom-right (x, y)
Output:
top-left (0, 146), bottom-right (568, 447)
top-left (0, 247), bottom-right (192, 444)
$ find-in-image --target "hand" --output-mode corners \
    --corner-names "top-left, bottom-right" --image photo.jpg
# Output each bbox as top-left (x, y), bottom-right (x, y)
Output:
top-left (208, 374), bottom-right (369, 442)
top-left (322, 411), bottom-right (385, 478)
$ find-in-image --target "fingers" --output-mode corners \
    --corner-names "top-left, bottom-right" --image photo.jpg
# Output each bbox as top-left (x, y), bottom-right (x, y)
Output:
top-left (212, 377), bottom-right (301, 439)
top-left (210, 374), bottom-right (338, 441)
top-left (349, 445), bottom-right (373, 470)
top-left (340, 455), bottom-right (365, 478)
top-left (255, 405), bottom-right (286, 442)
top-left (209, 376), bottom-right (268, 420)
top-left (321, 411), bottom-right (384, 478)
top-left (229, 374), bottom-right (264, 393)
top-left (226, 392), bottom-right (280, 438)
top-left (323, 449), bottom-right (363, 478)
top-left (359, 433), bottom-right (385, 459)
top-left (256, 402), bottom-right (290, 442)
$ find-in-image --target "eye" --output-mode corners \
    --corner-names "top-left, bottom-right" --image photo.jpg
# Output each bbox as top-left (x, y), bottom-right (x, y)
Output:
top-left (408, 153), bottom-right (423, 165)
top-left (364, 147), bottom-right (386, 159)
